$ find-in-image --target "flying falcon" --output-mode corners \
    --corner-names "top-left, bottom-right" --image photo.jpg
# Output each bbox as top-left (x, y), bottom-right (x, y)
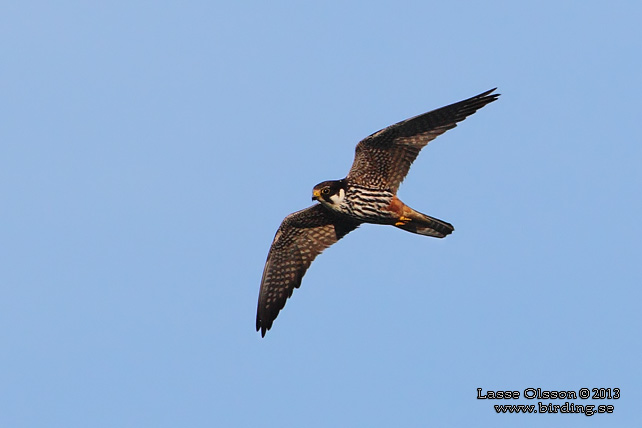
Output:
top-left (256, 88), bottom-right (499, 336)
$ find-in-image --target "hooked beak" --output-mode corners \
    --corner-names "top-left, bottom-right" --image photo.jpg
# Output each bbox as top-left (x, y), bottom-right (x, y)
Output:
top-left (312, 189), bottom-right (321, 201)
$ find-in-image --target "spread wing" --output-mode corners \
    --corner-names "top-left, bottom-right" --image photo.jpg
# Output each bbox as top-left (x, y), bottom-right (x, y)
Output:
top-left (347, 88), bottom-right (500, 192)
top-left (256, 204), bottom-right (360, 337)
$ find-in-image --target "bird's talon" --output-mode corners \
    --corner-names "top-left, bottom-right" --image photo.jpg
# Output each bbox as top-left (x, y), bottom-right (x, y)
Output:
top-left (395, 216), bottom-right (412, 226)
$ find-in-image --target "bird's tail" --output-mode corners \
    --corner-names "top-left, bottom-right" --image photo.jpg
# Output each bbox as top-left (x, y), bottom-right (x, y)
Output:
top-left (394, 207), bottom-right (454, 238)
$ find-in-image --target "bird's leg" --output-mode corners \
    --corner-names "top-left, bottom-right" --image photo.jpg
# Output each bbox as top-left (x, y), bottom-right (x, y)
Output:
top-left (394, 216), bottom-right (412, 226)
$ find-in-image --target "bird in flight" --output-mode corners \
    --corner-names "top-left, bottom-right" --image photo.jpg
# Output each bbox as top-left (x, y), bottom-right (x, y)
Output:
top-left (256, 88), bottom-right (499, 336)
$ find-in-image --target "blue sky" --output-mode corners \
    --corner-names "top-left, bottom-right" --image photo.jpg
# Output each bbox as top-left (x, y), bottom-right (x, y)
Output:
top-left (2, 1), bottom-right (641, 427)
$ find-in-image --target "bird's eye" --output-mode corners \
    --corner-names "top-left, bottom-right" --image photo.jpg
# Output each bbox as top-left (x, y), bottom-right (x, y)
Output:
top-left (321, 188), bottom-right (330, 195)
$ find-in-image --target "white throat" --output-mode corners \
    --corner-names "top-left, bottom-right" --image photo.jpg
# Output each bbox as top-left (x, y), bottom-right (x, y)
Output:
top-left (329, 188), bottom-right (345, 206)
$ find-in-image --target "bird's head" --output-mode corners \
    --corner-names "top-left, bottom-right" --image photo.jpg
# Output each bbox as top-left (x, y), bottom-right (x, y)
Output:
top-left (312, 179), bottom-right (346, 208)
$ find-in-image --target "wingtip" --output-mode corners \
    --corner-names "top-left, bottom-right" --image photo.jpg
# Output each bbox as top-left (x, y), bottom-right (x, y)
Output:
top-left (466, 88), bottom-right (500, 110)
top-left (482, 87), bottom-right (501, 98)
top-left (256, 317), bottom-right (270, 338)
top-left (256, 324), bottom-right (267, 338)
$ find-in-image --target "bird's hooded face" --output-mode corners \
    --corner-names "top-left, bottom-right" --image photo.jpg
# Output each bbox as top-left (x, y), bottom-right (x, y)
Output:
top-left (312, 179), bottom-right (347, 208)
